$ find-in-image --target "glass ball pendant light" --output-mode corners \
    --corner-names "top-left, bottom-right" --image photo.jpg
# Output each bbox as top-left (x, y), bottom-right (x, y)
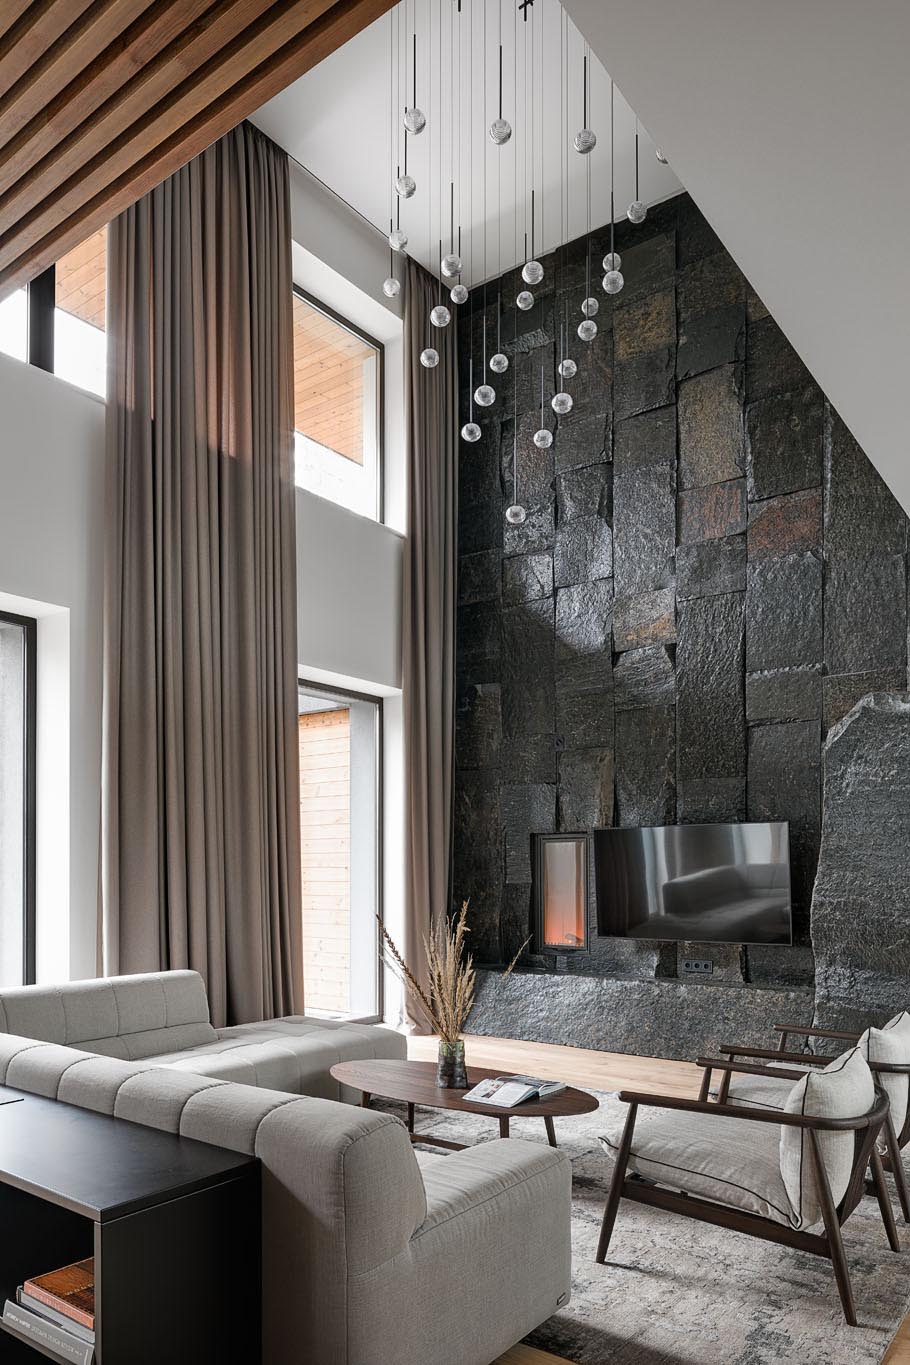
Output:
top-left (461, 421), bottom-right (481, 443)
top-left (489, 117), bottom-right (512, 145)
top-left (581, 296), bottom-right (599, 317)
top-left (382, 277), bottom-right (401, 298)
top-left (656, 147), bottom-right (668, 164)
top-left (551, 391), bottom-right (574, 415)
top-left (420, 347), bottom-right (439, 369)
top-left (505, 503), bottom-right (527, 525)
top-left (474, 383), bottom-right (496, 407)
top-left (627, 200), bottom-right (647, 224)
top-left (403, 106), bottom-right (426, 135)
top-left (395, 173), bottom-right (416, 199)
top-left (577, 318), bottom-right (597, 342)
top-left (430, 305), bottom-right (451, 328)
top-left (574, 128), bottom-right (596, 154)
top-left (441, 253), bottom-right (463, 278)
top-left (522, 260), bottom-right (544, 286)
top-left (603, 270), bottom-right (624, 295)
top-left (558, 357), bottom-right (577, 380)
top-left (602, 252), bottom-right (621, 271)
top-left (462, 359), bottom-right (481, 443)
top-left (533, 428), bottom-right (553, 450)
top-left (489, 352), bottom-right (509, 374)
top-left (516, 290), bottom-right (534, 311)
top-left (450, 283), bottom-right (468, 305)
top-left (388, 228), bottom-right (408, 251)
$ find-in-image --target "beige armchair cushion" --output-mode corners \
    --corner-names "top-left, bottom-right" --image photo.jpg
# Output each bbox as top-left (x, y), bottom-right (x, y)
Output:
top-left (858, 1011), bottom-right (910, 1136)
top-left (780, 1047), bottom-right (874, 1229)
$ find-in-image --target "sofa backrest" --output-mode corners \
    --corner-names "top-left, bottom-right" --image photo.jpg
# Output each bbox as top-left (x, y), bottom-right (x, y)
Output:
top-left (0, 1032), bottom-right (427, 1365)
top-left (0, 971), bottom-right (217, 1059)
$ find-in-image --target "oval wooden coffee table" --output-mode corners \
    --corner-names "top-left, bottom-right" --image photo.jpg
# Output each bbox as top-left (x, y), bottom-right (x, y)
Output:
top-left (331, 1058), bottom-right (598, 1151)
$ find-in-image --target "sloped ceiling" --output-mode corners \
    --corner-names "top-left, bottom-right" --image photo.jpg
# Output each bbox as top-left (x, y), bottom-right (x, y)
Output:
top-left (564, 0), bottom-right (910, 514)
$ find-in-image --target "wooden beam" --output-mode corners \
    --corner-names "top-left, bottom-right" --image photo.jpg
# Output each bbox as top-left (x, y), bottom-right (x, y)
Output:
top-left (0, 0), bottom-right (395, 297)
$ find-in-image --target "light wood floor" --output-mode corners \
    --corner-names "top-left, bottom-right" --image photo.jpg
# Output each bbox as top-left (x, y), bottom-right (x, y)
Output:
top-left (406, 1032), bottom-right (910, 1365)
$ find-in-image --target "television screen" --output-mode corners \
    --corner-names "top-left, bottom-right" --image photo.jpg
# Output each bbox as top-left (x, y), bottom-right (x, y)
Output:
top-left (593, 822), bottom-right (792, 945)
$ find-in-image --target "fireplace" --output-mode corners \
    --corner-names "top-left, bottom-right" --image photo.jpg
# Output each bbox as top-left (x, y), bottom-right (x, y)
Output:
top-left (533, 833), bottom-right (589, 954)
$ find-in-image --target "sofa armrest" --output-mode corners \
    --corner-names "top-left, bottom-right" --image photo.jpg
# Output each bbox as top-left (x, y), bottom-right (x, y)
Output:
top-left (416, 1137), bottom-right (571, 1239)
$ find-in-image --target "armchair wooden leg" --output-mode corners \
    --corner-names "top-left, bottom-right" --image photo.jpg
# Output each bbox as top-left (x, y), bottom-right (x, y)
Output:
top-left (596, 1103), bottom-right (638, 1265)
top-left (884, 1114), bottom-right (910, 1225)
top-left (870, 1149), bottom-right (902, 1252)
top-left (809, 1131), bottom-right (857, 1326)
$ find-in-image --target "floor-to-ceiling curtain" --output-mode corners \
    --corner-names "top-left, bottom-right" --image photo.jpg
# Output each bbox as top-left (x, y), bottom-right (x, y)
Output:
top-left (401, 257), bottom-right (458, 1030)
top-left (102, 122), bottom-right (303, 1027)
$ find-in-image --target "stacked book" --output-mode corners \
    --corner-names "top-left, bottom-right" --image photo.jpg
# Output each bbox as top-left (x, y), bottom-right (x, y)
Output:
top-left (3, 1257), bottom-right (95, 1364)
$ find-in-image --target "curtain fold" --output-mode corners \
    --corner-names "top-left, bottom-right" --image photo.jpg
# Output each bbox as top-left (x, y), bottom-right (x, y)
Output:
top-left (102, 122), bottom-right (303, 1026)
top-left (401, 258), bottom-right (458, 1031)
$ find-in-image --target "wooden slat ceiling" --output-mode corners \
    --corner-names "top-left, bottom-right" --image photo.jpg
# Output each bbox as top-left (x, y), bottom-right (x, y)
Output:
top-left (293, 293), bottom-right (374, 466)
top-left (0, 0), bottom-right (395, 299)
top-left (55, 227), bottom-right (106, 330)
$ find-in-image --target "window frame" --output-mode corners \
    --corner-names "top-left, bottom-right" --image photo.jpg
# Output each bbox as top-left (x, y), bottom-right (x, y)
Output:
top-left (297, 676), bottom-right (384, 1023)
top-left (291, 286), bottom-right (386, 524)
top-left (0, 610), bottom-right (37, 985)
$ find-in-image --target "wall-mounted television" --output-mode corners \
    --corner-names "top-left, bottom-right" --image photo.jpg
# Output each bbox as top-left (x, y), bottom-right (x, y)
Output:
top-left (593, 822), bottom-right (792, 945)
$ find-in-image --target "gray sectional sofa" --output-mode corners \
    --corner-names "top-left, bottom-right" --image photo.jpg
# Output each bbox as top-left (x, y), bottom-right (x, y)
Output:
top-left (0, 971), bottom-right (572, 1365)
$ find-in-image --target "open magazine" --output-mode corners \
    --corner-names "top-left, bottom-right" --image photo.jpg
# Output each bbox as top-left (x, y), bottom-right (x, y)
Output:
top-left (462, 1075), bottom-right (567, 1108)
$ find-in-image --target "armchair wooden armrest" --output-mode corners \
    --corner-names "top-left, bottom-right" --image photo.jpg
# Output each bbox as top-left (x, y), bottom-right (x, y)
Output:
top-left (718, 1043), bottom-right (830, 1066)
top-left (615, 1084), bottom-right (879, 1131)
top-left (773, 1022), bottom-right (860, 1049)
top-left (694, 1055), bottom-right (809, 1102)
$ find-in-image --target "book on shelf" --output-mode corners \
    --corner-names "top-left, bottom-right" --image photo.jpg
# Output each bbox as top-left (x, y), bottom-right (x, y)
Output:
top-left (462, 1074), bottom-right (568, 1107)
top-left (23, 1257), bottom-right (94, 1333)
top-left (17, 1290), bottom-right (95, 1344)
top-left (2, 1300), bottom-right (94, 1365)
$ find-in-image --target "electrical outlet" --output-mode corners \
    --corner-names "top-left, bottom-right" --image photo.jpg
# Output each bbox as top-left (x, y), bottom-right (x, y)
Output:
top-left (683, 958), bottom-right (714, 976)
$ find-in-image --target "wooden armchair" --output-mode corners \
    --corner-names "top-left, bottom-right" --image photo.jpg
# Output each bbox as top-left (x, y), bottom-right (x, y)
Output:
top-left (713, 1019), bottom-right (910, 1225)
top-left (597, 1059), bottom-right (894, 1326)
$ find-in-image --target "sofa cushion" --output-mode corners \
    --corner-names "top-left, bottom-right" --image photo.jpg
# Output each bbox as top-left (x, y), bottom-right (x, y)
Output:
top-left (600, 1107), bottom-right (795, 1226)
top-left (780, 1047), bottom-right (874, 1229)
top-left (141, 1016), bottom-right (407, 1098)
top-left (858, 1011), bottom-right (910, 1137)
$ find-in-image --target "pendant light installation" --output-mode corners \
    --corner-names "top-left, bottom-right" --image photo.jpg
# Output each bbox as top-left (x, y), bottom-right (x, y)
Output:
top-left (533, 365), bottom-right (553, 448)
top-left (602, 80), bottom-right (624, 295)
top-left (627, 115), bottom-right (647, 224)
top-left (505, 360), bottom-right (526, 525)
top-left (461, 358), bottom-right (481, 442)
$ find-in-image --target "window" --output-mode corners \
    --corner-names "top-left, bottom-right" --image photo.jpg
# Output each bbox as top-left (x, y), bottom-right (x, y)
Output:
top-left (0, 612), bottom-right (36, 986)
top-left (298, 684), bottom-right (381, 1019)
top-left (292, 290), bottom-right (382, 520)
top-left (0, 287), bottom-right (28, 364)
top-left (54, 227), bottom-right (107, 397)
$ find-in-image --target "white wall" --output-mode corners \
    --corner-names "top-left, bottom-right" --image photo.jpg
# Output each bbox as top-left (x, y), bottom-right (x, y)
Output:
top-left (0, 354), bottom-right (105, 983)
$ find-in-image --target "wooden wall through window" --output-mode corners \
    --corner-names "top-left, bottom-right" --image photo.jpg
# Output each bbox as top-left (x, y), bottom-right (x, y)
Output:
top-left (298, 707), bottom-right (351, 1015)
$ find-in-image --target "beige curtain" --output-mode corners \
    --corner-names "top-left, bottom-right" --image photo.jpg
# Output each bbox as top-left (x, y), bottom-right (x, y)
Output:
top-left (401, 258), bottom-right (458, 1030)
top-left (102, 123), bottom-right (303, 1027)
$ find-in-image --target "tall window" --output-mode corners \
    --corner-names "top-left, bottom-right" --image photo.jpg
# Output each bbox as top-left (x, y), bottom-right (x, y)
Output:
top-left (292, 290), bottom-right (382, 520)
top-left (54, 227), bottom-right (107, 397)
top-left (0, 612), bottom-right (36, 986)
top-left (298, 685), bottom-right (380, 1019)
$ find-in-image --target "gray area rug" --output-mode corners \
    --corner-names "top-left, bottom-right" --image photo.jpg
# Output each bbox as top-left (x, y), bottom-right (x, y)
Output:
top-left (376, 1089), bottom-right (910, 1365)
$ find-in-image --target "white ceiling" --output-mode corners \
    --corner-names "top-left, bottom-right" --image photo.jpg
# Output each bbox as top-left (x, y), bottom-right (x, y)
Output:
top-left (564, 0), bottom-right (910, 515)
top-left (251, 0), bottom-right (680, 286)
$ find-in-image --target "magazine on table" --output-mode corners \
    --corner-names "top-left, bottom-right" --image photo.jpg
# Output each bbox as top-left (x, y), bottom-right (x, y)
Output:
top-left (463, 1074), bottom-right (567, 1107)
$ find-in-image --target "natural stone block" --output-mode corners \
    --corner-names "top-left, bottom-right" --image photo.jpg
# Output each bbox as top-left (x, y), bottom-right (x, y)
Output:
top-left (613, 465), bottom-right (676, 600)
top-left (613, 645), bottom-right (676, 711)
top-left (556, 689), bottom-right (614, 751)
top-left (746, 315), bottom-right (813, 401)
top-left (557, 748), bottom-right (614, 829)
top-left (676, 305), bottom-right (745, 381)
top-left (614, 288), bottom-right (676, 361)
top-left (503, 501), bottom-right (554, 555)
top-left (501, 414), bottom-right (555, 507)
top-left (501, 598), bottom-right (554, 739)
top-left (617, 231), bottom-right (676, 300)
top-left (555, 463), bottom-right (611, 523)
top-left (812, 695), bottom-right (910, 1029)
top-left (455, 684), bottom-right (502, 770)
top-left (677, 536), bottom-right (746, 600)
top-left (460, 422), bottom-right (501, 505)
top-left (676, 200), bottom-right (723, 267)
top-left (746, 386), bottom-right (824, 500)
top-left (613, 587), bottom-right (676, 650)
top-left (824, 556), bottom-right (907, 675)
top-left (677, 777), bottom-right (746, 823)
top-left (677, 251), bottom-right (745, 322)
top-left (747, 720), bottom-right (821, 927)
top-left (458, 497), bottom-right (501, 555)
top-left (678, 365), bottom-right (744, 489)
top-left (676, 943), bottom-right (745, 984)
top-left (677, 591), bottom-right (745, 783)
top-left (615, 705), bottom-right (676, 826)
top-left (501, 732), bottom-right (556, 785)
top-left (613, 405), bottom-right (676, 472)
top-left (457, 600), bottom-right (501, 680)
top-left (459, 549), bottom-right (501, 604)
top-left (747, 488), bottom-right (822, 560)
top-left (614, 347), bottom-right (675, 420)
top-left (554, 409), bottom-right (610, 471)
top-left (555, 580), bottom-right (613, 694)
top-left (503, 783), bottom-right (556, 883)
top-left (824, 409), bottom-right (907, 557)
top-left (500, 884), bottom-right (533, 964)
top-left (502, 553), bottom-right (553, 605)
top-left (678, 479), bottom-right (746, 544)
top-left (453, 771), bottom-right (501, 957)
top-left (823, 670), bottom-right (908, 731)
top-left (746, 667), bottom-right (823, 723)
top-left (746, 287), bottom-right (770, 323)
top-left (554, 515), bottom-right (613, 588)
top-left (745, 552), bottom-right (823, 671)
top-left (747, 944), bottom-right (816, 988)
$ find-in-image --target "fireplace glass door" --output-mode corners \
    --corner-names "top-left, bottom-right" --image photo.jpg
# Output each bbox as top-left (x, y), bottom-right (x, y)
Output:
top-left (535, 834), bottom-right (588, 952)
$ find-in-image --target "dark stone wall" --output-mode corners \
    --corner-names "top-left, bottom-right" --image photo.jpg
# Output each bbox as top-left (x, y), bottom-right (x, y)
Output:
top-left (454, 192), bottom-right (910, 994)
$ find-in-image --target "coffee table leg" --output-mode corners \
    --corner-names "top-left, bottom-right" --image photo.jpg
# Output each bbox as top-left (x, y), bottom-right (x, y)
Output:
top-left (361, 1092), bottom-right (372, 1109)
top-left (544, 1116), bottom-right (557, 1148)
top-left (499, 1116), bottom-right (510, 1139)
top-left (407, 1102), bottom-right (415, 1133)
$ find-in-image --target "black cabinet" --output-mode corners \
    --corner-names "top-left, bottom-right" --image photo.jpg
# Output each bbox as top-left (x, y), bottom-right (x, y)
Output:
top-left (0, 1085), bottom-right (260, 1364)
